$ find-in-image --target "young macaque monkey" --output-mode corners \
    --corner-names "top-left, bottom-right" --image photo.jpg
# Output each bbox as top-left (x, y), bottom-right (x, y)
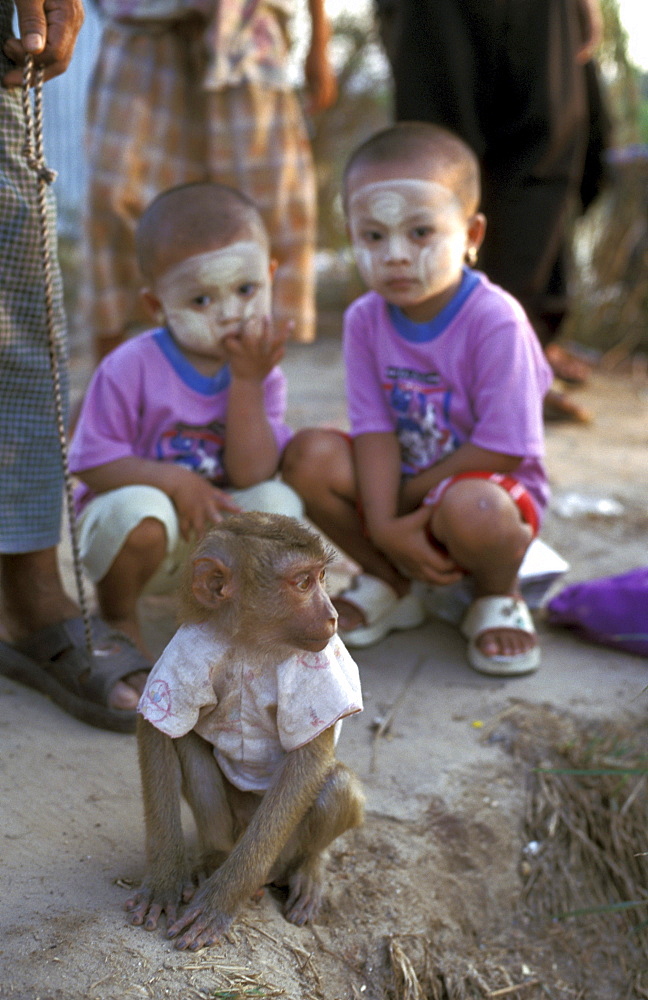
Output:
top-left (126, 512), bottom-right (365, 951)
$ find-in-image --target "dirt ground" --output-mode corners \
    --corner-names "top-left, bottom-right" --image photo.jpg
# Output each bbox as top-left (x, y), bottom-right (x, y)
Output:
top-left (1, 333), bottom-right (647, 1000)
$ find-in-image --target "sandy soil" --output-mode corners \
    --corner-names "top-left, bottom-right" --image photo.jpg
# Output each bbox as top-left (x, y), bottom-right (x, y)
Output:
top-left (1, 344), bottom-right (647, 1000)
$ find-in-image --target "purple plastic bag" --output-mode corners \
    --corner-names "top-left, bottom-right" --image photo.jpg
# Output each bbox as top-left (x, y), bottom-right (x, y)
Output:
top-left (546, 567), bottom-right (648, 657)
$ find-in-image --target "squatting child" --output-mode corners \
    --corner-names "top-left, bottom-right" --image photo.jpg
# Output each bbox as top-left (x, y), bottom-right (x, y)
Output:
top-left (70, 181), bottom-right (303, 656)
top-left (282, 122), bottom-right (553, 675)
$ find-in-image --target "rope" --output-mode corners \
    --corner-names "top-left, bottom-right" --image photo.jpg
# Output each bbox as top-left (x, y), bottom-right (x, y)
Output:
top-left (21, 56), bottom-right (94, 656)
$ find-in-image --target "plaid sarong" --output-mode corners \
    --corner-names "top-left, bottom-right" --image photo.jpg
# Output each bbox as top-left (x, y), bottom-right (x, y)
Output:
top-left (0, 0), bottom-right (68, 551)
top-left (80, 20), bottom-right (317, 344)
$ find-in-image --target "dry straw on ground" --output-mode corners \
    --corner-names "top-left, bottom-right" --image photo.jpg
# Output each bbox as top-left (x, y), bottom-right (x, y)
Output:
top-left (482, 701), bottom-right (648, 940)
top-left (388, 934), bottom-right (543, 1000)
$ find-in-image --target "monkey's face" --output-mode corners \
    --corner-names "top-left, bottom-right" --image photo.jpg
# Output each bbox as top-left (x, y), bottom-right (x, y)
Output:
top-left (154, 241), bottom-right (273, 358)
top-left (276, 561), bottom-right (338, 653)
top-left (185, 515), bottom-right (339, 653)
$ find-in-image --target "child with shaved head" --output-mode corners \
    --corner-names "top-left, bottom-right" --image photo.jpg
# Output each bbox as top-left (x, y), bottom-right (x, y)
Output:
top-left (283, 122), bottom-right (553, 676)
top-left (70, 182), bottom-right (302, 656)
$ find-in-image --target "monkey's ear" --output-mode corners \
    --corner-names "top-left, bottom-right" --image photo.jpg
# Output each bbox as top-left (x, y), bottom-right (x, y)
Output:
top-left (191, 556), bottom-right (235, 608)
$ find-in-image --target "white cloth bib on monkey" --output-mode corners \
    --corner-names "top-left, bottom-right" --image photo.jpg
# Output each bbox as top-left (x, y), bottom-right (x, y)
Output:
top-left (138, 625), bottom-right (363, 793)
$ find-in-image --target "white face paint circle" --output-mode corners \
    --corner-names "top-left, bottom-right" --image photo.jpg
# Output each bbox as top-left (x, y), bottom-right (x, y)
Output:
top-left (155, 241), bottom-right (272, 353)
top-left (347, 179), bottom-right (468, 311)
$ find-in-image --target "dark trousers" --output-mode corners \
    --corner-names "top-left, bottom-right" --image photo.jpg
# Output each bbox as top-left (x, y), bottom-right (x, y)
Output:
top-left (381, 0), bottom-right (596, 343)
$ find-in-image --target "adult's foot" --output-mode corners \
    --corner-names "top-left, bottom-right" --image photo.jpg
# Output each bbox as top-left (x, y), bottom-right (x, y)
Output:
top-left (545, 342), bottom-right (591, 385)
top-left (543, 387), bottom-right (593, 424)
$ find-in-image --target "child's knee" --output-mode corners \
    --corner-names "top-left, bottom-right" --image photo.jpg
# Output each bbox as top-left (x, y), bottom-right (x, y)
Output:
top-left (434, 479), bottom-right (530, 553)
top-left (121, 516), bottom-right (168, 557)
top-left (79, 485), bottom-right (178, 583)
top-left (240, 480), bottom-right (304, 519)
top-left (282, 429), bottom-right (349, 490)
top-left (282, 429), bottom-right (327, 477)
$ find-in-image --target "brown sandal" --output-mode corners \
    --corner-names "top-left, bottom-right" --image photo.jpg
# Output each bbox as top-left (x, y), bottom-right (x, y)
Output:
top-left (0, 616), bottom-right (150, 732)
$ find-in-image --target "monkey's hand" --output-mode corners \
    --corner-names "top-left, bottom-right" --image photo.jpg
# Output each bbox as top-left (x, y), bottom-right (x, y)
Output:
top-left (165, 880), bottom-right (237, 951)
top-left (125, 875), bottom-right (195, 931)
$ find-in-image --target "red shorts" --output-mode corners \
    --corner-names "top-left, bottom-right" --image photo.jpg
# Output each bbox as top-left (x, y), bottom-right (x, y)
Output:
top-left (335, 431), bottom-right (540, 542)
top-left (422, 471), bottom-right (540, 536)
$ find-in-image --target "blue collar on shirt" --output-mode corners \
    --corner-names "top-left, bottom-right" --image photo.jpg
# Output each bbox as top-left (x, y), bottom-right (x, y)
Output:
top-left (153, 327), bottom-right (231, 395)
top-left (388, 267), bottom-right (480, 343)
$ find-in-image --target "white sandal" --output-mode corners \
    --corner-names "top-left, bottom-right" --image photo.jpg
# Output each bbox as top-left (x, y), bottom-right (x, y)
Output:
top-left (336, 574), bottom-right (426, 648)
top-left (461, 595), bottom-right (540, 676)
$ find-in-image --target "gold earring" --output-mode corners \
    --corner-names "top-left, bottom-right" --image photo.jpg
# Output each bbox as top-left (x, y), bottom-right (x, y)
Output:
top-left (466, 246), bottom-right (478, 267)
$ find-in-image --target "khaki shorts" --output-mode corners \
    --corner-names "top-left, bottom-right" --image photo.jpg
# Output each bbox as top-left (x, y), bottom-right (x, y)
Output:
top-left (78, 481), bottom-right (304, 594)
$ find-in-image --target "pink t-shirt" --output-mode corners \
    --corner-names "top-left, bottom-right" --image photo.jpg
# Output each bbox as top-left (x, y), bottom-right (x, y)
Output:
top-left (343, 270), bottom-right (553, 518)
top-left (69, 327), bottom-right (293, 514)
top-left (138, 625), bottom-right (363, 792)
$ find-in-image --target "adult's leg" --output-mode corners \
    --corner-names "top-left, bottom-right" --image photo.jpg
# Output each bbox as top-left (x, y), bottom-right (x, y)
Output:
top-left (479, 0), bottom-right (587, 336)
top-left (81, 20), bottom-right (207, 362)
top-left (482, 0), bottom-right (590, 420)
top-left (391, 0), bottom-right (587, 336)
top-left (388, 0), bottom-right (590, 420)
top-left (0, 19), bottom-right (148, 720)
top-left (205, 84), bottom-right (318, 344)
top-left (388, 0), bottom-right (492, 156)
top-left (1, 550), bottom-right (80, 640)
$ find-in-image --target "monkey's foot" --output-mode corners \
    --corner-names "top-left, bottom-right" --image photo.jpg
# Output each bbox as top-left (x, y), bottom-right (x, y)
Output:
top-left (167, 901), bottom-right (234, 951)
top-left (125, 879), bottom-right (193, 930)
top-left (283, 868), bottom-right (323, 926)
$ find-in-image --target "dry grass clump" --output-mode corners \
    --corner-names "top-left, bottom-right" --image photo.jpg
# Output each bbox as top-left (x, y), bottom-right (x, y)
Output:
top-left (388, 934), bottom-right (543, 1000)
top-left (565, 156), bottom-right (648, 363)
top-left (481, 701), bottom-right (648, 940)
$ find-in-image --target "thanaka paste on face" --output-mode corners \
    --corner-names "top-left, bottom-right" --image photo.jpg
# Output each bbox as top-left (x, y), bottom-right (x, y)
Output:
top-left (347, 179), bottom-right (468, 305)
top-left (155, 241), bottom-right (272, 353)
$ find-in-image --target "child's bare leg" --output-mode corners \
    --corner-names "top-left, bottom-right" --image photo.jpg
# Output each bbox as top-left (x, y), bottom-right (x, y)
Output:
top-left (95, 517), bottom-right (167, 656)
top-left (282, 430), bottom-right (409, 628)
top-left (430, 479), bottom-right (534, 658)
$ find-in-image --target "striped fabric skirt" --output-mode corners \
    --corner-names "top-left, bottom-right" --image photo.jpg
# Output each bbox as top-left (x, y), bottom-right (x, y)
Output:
top-left (80, 21), bottom-right (318, 345)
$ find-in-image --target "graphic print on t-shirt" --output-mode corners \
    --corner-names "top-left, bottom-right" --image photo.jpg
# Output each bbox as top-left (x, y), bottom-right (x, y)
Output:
top-left (157, 420), bottom-right (226, 483)
top-left (386, 366), bottom-right (458, 476)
